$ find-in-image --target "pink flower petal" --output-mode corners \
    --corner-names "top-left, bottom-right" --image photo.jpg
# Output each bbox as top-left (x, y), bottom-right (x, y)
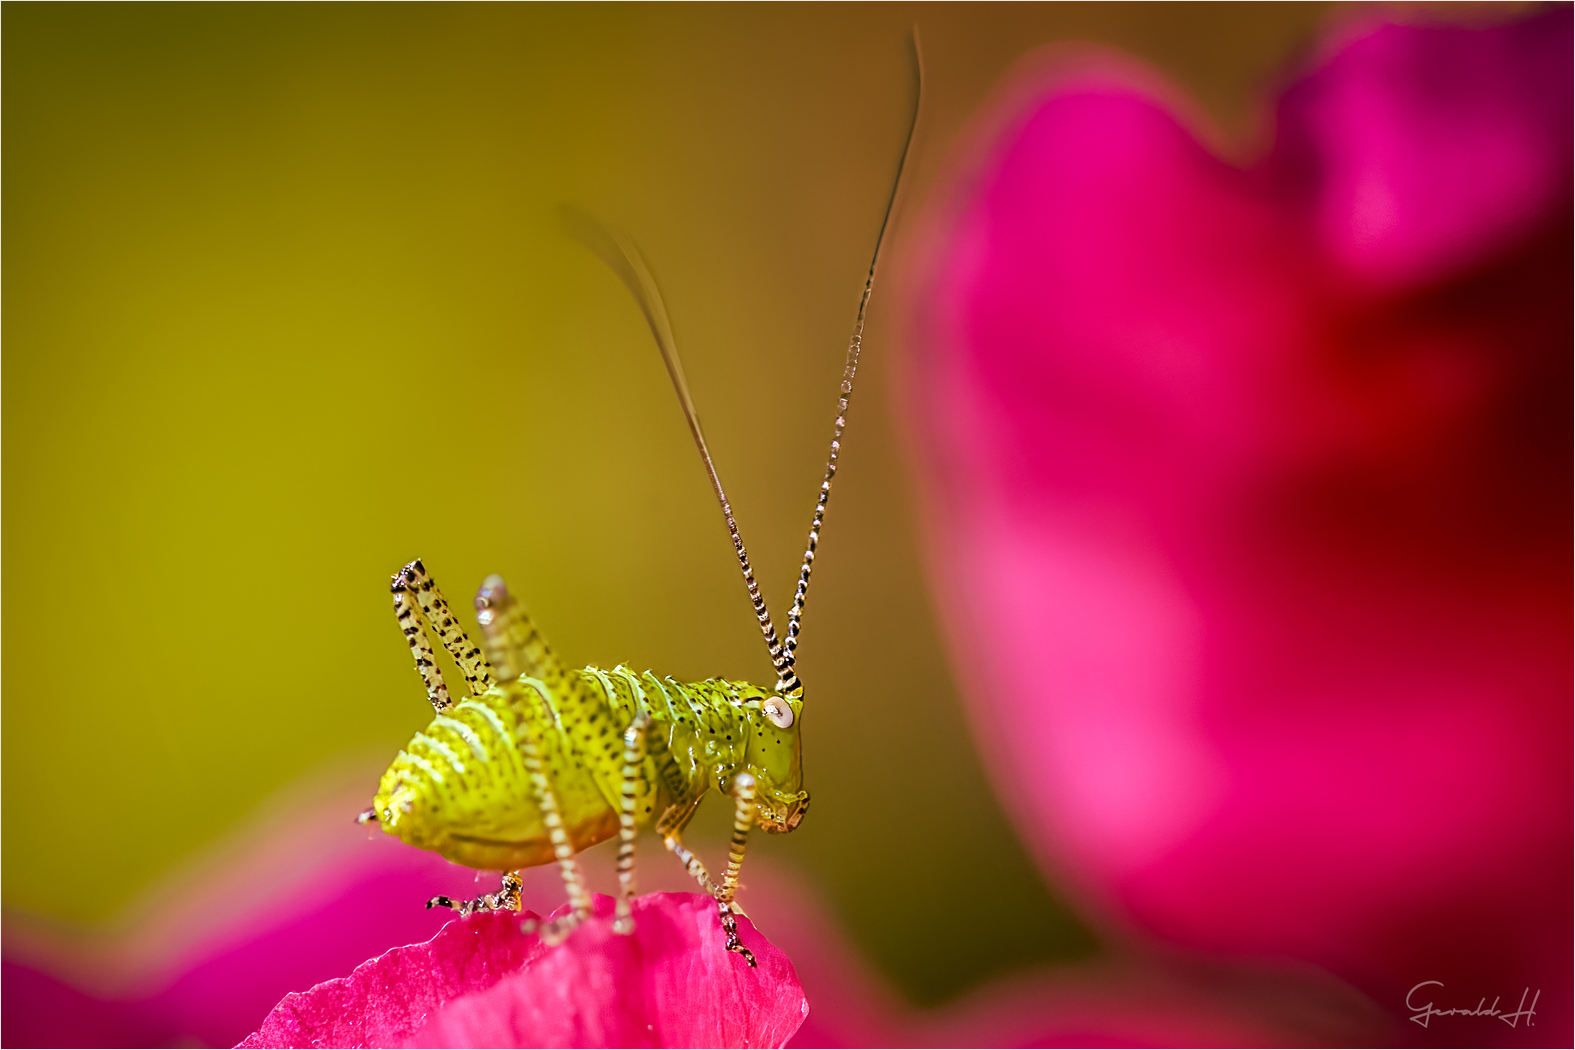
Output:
top-left (239, 893), bottom-right (805, 1049)
top-left (906, 8), bottom-right (1571, 1041)
top-left (1281, 13), bottom-right (1572, 284)
top-left (409, 894), bottom-right (805, 1049)
top-left (237, 908), bottom-right (544, 1048)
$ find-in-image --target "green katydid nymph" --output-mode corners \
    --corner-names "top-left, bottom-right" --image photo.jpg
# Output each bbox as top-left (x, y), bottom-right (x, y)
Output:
top-left (358, 40), bottom-right (921, 966)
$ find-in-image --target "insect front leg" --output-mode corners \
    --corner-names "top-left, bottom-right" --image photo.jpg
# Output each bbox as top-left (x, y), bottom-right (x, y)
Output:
top-left (427, 870), bottom-right (522, 917)
top-left (717, 773), bottom-right (759, 966)
top-left (718, 773), bottom-right (755, 909)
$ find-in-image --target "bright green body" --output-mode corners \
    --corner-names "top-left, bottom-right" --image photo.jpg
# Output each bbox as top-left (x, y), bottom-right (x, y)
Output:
top-left (374, 663), bottom-right (807, 871)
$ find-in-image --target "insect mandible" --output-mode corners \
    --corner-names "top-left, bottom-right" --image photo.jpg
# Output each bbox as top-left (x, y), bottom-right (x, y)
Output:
top-left (358, 42), bottom-right (921, 966)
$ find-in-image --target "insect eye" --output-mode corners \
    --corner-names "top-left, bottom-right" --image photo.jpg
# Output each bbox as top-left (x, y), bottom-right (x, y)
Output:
top-left (762, 697), bottom-right (794, 729)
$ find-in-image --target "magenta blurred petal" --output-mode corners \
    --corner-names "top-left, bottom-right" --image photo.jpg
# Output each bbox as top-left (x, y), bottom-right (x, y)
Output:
top-left (239, 893), bottom-right (805, 1050)
top-left (1283, 15), bottom-right (1573, 284)
top-left (238, 907), bottom-right (543, 1049)
top-left (408, 894), bottom-right (806, 1049)
top-left (687, 860), bottom-right (1389, 1047)
top-left (907, 8), bottom-right (1570, 1041)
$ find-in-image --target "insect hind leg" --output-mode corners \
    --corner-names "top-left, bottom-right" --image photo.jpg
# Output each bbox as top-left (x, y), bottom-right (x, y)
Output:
top-left (391, 559), bottom-right (494, 707)
top-left (392, 584), bottom-right (452, 711)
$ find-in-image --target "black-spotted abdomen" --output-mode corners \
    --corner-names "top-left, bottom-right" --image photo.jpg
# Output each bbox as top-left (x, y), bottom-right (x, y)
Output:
top-left (374, 685), bottom-right (616, 870)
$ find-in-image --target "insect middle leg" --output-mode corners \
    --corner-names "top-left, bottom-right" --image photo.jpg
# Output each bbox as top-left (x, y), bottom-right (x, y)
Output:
top-left (427, 679), bottom-right (598, 942)
top-left (614, 713), bottom-right (653, 935)
top-left (469, 578), bottom-right (595, 942)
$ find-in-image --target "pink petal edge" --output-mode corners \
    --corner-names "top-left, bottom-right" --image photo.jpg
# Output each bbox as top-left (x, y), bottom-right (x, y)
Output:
top-left (238, 893), bottom-right (806, 1050)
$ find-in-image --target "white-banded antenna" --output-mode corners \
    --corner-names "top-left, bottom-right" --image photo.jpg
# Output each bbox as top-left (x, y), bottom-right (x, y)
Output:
top-left (563, 28), bottom-right (924, 697)
top-left (780, 30), bottom-right (925, 681)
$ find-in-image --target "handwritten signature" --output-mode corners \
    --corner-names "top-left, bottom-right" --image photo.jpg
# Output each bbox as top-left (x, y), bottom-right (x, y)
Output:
top-left (1407, 982), bottom-right (1539, 1028)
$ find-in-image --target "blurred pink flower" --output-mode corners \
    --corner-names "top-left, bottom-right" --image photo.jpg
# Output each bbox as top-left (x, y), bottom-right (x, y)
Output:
top-left (242, 894), bottom-right (806, 1050)
top-left (905, 7), bottom-right (1571, 1044)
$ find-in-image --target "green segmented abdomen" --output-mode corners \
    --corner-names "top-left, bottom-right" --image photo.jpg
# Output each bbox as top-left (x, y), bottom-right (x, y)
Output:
top-left (374, 686), bottom-right (617, 870)
top-left (373, 667), bottom-right (766, 872)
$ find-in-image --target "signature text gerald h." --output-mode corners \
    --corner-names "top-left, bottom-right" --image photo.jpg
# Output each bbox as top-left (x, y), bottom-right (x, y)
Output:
top-left (1407, 981), bottom-right (1539, 1028)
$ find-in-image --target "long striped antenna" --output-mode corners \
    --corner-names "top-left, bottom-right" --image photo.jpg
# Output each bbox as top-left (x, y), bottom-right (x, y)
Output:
top-left (781, 31), bottom-right (924, 681)
top-left (563, 208), bottom-right (795, 690)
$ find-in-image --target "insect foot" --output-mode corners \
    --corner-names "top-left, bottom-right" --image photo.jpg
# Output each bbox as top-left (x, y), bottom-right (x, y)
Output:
top-left (427, 870), bottom-right (522, 918)
top-left (520, 911), bottom-right (584, 947)
top-left (717, 898), bottom-right (758, 968)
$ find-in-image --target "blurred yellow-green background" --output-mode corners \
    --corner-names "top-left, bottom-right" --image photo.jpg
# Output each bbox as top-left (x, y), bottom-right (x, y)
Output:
top-left (5, 3), bottom-right (1336, 1004)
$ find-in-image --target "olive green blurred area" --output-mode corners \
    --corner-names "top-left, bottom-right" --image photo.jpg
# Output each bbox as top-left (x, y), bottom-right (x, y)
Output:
top-left (4, 3), bottom-right (1330, 1004)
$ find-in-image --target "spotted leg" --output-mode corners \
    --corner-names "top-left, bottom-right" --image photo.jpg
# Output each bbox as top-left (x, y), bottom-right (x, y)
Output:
top-left (664, 831), bottom-right (720, 895)
top-left (717, 773), bottom-right (758, 966)
top-left (428, 871), bottom-right (522, 917)
top-left (390, 559), bottom-right (495, 712)
top-left (364, 560), bottom-right (495, 832)
top-left (469, 580), bottom-right (593, 944)
top-left (382, 559), bottom-right (518, 913)
top-left (614, 712), bottom-right (653, 935)
top-left (663, 774), bottom-right (759, 967)
top-left (515, 687), bottom-right (595, 943)
top-left (392, 559), bottom-right (494, 704)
